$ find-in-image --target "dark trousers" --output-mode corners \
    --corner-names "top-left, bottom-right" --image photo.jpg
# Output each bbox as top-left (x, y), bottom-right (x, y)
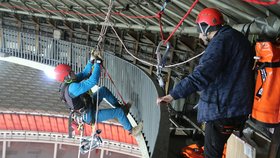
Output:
top-left (204, 116), bottom-right (247, 158)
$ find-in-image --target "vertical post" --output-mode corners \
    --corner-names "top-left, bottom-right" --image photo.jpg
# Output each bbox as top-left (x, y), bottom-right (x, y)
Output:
top-left (119, 30), bottom-right (124, 56)
top-left (53, 143), bottom-right (58, 158)
top-left (17, 31), bottom-right (21, 57)
top-left (35, 23), bottom-right (39, 62)
top-left (2, 134), bottom-right (6, 158)
top-left (0, 28), bottom-right (3, 50)
top-left (133, 32), bottom-right (140, 65)
top-left (100, 149), bottom-right (104, 158)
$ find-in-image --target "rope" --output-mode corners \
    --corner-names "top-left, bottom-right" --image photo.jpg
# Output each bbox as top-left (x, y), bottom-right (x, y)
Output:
top-left (157, 12), bottom-right (165, 41)
top-left (109, 22), bottom-right (203, 68)
top-left (87, 87), bottom-right (100, 158)
top-left (243, 0), bottom-right (280, 5)
top-left (114, 12), bottom-right (158, 19)
top-left (95, 0), bottom-right (114, 54)
top-left (109, 23), bottom-right (157, 67)
top-left (86, 2), bottom-right (114, 157)
top-left (102, 65), bottom-right (127, 105)
top-left (163, 0), bottom-right (199, 45)
top-left (165, 51), bottom-right (204, 68)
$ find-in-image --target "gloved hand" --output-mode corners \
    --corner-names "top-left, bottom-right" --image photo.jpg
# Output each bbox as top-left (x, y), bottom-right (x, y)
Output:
top-left (90, 50), bottom-right (103, 64)
top-left (94, 56), bottom-right (103, 64)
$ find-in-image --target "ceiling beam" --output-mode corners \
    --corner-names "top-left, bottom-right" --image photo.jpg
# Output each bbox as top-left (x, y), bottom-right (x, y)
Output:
top-left (0, 7), bottom-right (268, 35)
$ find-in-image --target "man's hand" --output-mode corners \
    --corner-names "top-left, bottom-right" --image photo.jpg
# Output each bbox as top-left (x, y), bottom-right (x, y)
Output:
top-left (157, 94), bottom-right (174, 105)
top-left (94, 56), bottom-right (103, 64)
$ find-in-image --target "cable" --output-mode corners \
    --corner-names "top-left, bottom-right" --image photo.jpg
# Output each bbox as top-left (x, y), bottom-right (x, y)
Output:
top-left (86, 2), bottom-right (114, 157)
top-left (165, 51), bottom-right (204, 68)
top-left (103, 65), bottom-right (127, 105)
top-left (243, 0), bottom-right (280, 5)
top-left (95, 0), bottom-right (114, 54)
top-left (163, 0), bottom-right (199, 45)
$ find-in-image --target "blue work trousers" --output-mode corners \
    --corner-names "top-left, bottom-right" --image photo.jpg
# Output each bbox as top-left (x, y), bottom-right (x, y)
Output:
top-left (92, 86), bottom-right (121, 108)
top-left (83, 86), bottom-right (132, 131)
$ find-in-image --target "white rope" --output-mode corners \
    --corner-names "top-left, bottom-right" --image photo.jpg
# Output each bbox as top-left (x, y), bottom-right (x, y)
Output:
top-left (86, 2), bottom-right (114, 157)
top-left (165, 51), bottom-right (204, 68)
top-left (109, 22), bottom-right (204, 68)
top-left (87, 88), bottom-right (100, 158)
top-left (95, 0), bottom-right (113, 53)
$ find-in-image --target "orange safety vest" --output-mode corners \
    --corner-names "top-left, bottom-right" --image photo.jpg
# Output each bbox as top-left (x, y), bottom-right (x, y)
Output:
top-left (252, 42), bottom-right (280, 127)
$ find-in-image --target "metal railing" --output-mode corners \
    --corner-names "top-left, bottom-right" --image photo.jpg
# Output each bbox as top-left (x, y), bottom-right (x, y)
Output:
top-left (0, 28), bottom-right (170, 158)
top-left (0, 130), bottom-right (141, 157)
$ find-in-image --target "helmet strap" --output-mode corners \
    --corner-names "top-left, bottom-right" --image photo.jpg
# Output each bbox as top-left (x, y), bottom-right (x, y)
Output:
top-left (198, 23), bottom-right (211, 42)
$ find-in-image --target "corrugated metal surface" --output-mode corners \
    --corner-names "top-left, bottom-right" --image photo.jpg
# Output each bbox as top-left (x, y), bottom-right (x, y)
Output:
top-left (102, 53), bottom-right (164, 155)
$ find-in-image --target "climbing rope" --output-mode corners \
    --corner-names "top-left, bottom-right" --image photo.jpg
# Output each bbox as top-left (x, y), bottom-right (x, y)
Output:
top-left (102, 65), bottom-right (127, 105)
top-left (163, 0), bottom-right (200, 45)
top-left (109, 22), bottom-right (204, 68)
top-left (87, 87), bottom-right (100, 158)
top-left (243, 0), bottom-right (280, 5)
top-left (92, 0), bottom-right (114, 56)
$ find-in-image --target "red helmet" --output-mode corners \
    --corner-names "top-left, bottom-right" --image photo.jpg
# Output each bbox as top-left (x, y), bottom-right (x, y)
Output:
top-left (54, 64), bottom-right (72, 82)
top-left (196, 8), bottom-right (224, 26)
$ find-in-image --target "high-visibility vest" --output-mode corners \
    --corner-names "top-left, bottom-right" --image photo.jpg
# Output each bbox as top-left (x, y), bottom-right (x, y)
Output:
top-left (252, 41), bottom-right (280, 127)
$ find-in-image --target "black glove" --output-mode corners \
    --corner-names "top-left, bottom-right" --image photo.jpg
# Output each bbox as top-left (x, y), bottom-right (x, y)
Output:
top-left (94, 56), bottom-right (103, 64)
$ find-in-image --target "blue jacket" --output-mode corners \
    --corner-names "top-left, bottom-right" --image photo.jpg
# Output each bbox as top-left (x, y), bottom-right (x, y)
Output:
top-left (170, 25), bottom-right (254, 123)
top-left (69, 60), bottom-right (101, 97)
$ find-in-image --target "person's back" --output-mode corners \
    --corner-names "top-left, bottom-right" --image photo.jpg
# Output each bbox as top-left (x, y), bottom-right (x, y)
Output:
top-left (197, 25), bottom-right (255, 122)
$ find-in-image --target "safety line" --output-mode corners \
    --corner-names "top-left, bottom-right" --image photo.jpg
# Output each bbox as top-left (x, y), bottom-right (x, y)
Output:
top-left (243, 0), bottom-right (280, 5)
top-left (103, 65), bottom-right (127, 105)
top-left (157, 12), bottom-right (165, 41)
top-left (114, 12), bottom-right (158, 19)
top-left (163, 0), bottom-right (199, 45)
top-left (86, 1), bottom-right (114, 157)
top-left (165, 51), bottom-right (204, 68)
top-left (109, 21), bottom-right (203, 68)
top-left (96, 0), bottom-right (114, 53)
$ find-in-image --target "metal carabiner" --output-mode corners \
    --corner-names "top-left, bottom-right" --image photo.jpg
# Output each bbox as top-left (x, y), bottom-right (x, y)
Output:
top-left (156, 40), bottom-right (171, 88)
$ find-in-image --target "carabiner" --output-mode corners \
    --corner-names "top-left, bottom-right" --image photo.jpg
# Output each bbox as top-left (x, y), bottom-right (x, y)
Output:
top-left (156, 40), bottom-right (171, 89)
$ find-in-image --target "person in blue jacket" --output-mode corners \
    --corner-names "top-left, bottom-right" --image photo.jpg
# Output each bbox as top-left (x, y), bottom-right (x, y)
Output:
top-left (157, 8), bottom-right (254, 158)
top-left (54, 55), bottom-right (142, 137)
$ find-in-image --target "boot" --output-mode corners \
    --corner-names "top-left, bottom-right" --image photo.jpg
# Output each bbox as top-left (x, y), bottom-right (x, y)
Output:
top-left (122, 101), bottom-right (132, 116)
top-left (131, 121), bottom-right (143, 136)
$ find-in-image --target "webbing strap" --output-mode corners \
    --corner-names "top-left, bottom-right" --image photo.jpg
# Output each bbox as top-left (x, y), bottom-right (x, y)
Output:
top-left (256, 62), bottom-right (280, 98)
top-left (257, 61), bottom-right (280, 69)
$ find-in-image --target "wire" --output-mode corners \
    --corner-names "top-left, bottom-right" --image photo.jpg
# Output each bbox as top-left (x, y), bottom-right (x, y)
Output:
top-left (114, 12), bottom-right (158, 19)
top-left (86, 2), bottom-right (113, 157)
top-left (103, 65), bottom-right (127, 105)
top-left (243, 0), bottom-right (280, 5)
top-left (164, 0), bottom-right (200, 45)
top-left (165, 51), bottom-right (204, 68)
